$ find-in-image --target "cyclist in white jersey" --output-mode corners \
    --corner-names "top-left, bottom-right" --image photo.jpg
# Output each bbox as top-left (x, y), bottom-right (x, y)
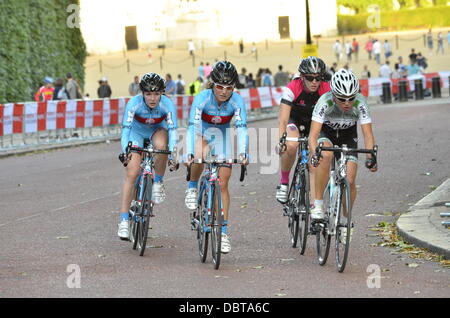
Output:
top-left (308, 69), bottom-right (378, 241)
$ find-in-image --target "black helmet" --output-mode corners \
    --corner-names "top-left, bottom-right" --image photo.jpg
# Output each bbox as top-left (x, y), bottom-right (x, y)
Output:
top-left (210, 61), bottom-right (238, 86)
top-left (298, 56), bottom-right (327, 75)
top-left (139, 73), bottom-right (165, 92)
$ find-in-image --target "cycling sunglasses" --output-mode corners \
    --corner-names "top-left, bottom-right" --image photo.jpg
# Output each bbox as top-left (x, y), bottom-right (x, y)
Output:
top-left (335, 95), bottom-right (356, 102)
top-left (303, 75), bottom-right (323, 82)
top-left (214, 83), bottom-right (234, 91)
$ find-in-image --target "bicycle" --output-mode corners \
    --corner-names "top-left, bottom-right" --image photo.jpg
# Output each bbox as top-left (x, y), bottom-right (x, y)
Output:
top-left (313, 142), bottom-right (378, 273)
top-left (119, 140), bottom-right (173, 257)
top-left (187, 157), bottom-right (247, 270)
top-left (279, 126), bottom-right (311, 255)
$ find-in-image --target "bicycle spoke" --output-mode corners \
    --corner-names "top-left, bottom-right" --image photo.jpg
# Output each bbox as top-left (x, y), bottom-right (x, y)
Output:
top-left (335, 181), bottom-right (352, 273)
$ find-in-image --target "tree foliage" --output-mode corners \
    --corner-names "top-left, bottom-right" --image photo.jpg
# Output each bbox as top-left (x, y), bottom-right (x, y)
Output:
top-left (0, 0), bottom-right (86, 103)
top-left (338, 0), bottom-right (449, 13)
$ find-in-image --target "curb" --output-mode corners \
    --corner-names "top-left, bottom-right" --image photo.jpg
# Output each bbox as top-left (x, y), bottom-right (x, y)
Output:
top-left (397, 178), bottom-right (450, 259)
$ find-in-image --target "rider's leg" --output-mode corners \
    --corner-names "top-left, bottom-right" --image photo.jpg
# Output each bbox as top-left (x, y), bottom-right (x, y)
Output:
top-left (343, 159), bottom-right (358, 218)
top-left (120, 152), bottom-right (142, 216)
top-left (280, 124), bottom-right (300, 183)
top-left (151, 128), bottom-right (168, 180)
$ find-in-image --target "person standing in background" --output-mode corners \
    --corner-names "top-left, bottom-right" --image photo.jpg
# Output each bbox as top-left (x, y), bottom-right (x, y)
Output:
top-left (384, 40), bottom-right (392, 59)
top-left (365, 38), bottom-right (373, 60)
top-left (361, 65), bottom-right (371, 79)
top-left (372, 39), bottom-right (381, 65)
top-left (65, 72), bottom-right (81, 100)
top-left (437, 32), bottom-right (444, 54)
top-left (352, 38), bottom-right (359, 63)
top-left (165, 74), bottom-right (176, 96)
top-left (128, 75), bottom-right (141, 96)
top-left (53, 78), bottom-right (68, 100)
top-left (427, 29), bottom-right (433, 55)
top-left (175, 74), bottom-right (186, 95)
top-left (274, 65), bottom-right (290, 87)
top-left (333, 40), bottom-right (342, 62)
top-left (97, 77), bottom-right (112, 98)
top-left (35, 77), bottom-right (54, 101)
top-left (198, 62), bottom-right (205, 80)
top-left (203, 62), bottom-right (212, 79)
top-left (188, 39), bottom-right (195, 56)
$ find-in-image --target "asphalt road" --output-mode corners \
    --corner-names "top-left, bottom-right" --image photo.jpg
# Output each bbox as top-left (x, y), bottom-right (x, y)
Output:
top-left (1, 99), bottom-right (449, 298)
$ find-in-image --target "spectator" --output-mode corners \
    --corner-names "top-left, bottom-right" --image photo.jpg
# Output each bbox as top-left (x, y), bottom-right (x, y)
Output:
top-left (53, 78), bottom-right (68, 100)
top-left (246, 73), bottom-right (256, 88)
top-left (256, 68), bottom-right (264, 87)
top-left (237, 68), bottom-right (248, 89)
top-left (416, 53), bottom-right (428, 70)
top-left (239, 39), bottom-right (244, 54)
top-left (352, 38), bottom-right (359, 62)
top-left (406, 59), bottom-right (422, 76)
top-left (204, 62), bottom-right (212, 79)
top-left (188, 39), bottom-right (195, 56)
top-left (409, 49), bottom-right (418, 63)
top-left (384, 40), bottom-right (392, 59)
top-left (343, 63), bottom-right (353, 72)
top-left (97, 77), bottom-right (112, 98)
top-left (329, 62), bottom-right (338, 75)
top-left (198, 62), bottom-right (205, 80)
top-left (447, 30), bottom-right (450, 49)
top-left (261, 68), bottom-right (273, 87)
top-left (251, 42), bottom-right (257, 55)
top-left (333, 40), bottom-right (342, 62)
top-left (175, 74), bottom-right (186, 95)
top-left (398, 56), bottom-right (407, 76)
top-left (274, 65), bottom-right (290, 87)
top-left (437, 32), bottom-right (444, 54)
top-left (65, 72), bottom-right (81, 99)
top-left (379, 61), bottom-right (392, 79)
top-left (373, 39), bottom-right (381, 65)
top-left (35, 77), bottom-right (54, 101)
top-left (361, 65), bottom-right (371, 79)
top-left (365, 38), bottom-right (373, 60)
top-left (188, 77), bottom-right (202, 96)
top-left (165, 74), bottom-right (176, 96)
top-left (128, 75), bottom-right (141, 96)
top-left (392, 63), bottom-right (402, 79)
top-left (426, 29), bottom-right (433, 55)
top-left (345, 41), bottom-right (352, 62)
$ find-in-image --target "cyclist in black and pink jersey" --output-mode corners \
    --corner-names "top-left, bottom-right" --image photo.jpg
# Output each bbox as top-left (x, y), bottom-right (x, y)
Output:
top-left (275, 56), bottom-right (330, 204)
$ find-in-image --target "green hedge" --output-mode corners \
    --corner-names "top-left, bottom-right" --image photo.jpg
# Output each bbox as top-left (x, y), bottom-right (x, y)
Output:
top-left (338, 6), bottom-right (450, 34)
top-left (0, 0), bottom-right (86, 103)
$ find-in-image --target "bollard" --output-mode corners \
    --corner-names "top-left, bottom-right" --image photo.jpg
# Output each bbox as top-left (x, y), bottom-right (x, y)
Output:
top-left (382, 82), bottom-right (392, 104)
top-left (398, 80), bottom-right (408, 102)
top-left (432, 76), bottom-right (441, 98)
top-left (414, 79), bottom-right (424, 100)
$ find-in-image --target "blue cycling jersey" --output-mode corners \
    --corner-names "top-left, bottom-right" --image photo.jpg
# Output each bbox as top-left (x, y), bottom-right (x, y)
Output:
top-left (121, 94), bottom-right (178, 152)
top-left (187, 89), bottom-right (248, 157)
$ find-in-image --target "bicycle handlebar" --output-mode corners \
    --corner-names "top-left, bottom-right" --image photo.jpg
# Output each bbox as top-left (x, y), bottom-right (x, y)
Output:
top-left (315, 143), bottom-right (378, 169)
top-left (186, 158), bottom-right (247, 182)
top-left (119, 142), bottom-right (173, 167)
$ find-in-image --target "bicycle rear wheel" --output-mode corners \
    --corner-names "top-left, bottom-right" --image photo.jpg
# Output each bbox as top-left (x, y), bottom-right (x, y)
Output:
top-left (210, 182), bottom-right (223, 270)
top-left (316, 184), bottom-right (331, 266)
top-left (138, 175), bottom-right (153, 257)
top-left (287, 175), bottom-right (300, 248)
top-left (298, 168), bottom-right (310, 255)
top-left (335, 180), bottom-right (352, 273)
top-left (197, 182), bottom-right (209, 263)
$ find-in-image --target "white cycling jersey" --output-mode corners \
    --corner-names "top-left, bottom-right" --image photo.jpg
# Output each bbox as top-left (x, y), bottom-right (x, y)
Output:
top-left (311, 92), bottom-right (372, 130)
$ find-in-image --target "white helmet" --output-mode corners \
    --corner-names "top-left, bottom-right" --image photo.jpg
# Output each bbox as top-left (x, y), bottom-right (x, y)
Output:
top-left (330, 69), bottom-right (360, 97)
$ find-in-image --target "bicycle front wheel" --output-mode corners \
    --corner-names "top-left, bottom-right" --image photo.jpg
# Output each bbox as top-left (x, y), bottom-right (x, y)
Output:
top-left (130, 184), bottom-right (139, 250)
top-left (287, 176), bottom-right (300, 248)
top-left (316, 184), bottom-right (331, 266)
top-left (298, 168), bottom-right (310, 255)
top-left (197, 182), bottom-right (209, 263)
top-left (335, 180), bottom-right (352, 273)
top-left (210, 182), bottom-right (223, 270)
top-left (138, 175), bottom-right (153, 257)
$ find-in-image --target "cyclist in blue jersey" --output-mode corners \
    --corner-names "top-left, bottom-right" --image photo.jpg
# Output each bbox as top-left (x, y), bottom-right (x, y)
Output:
top-left (117, 73), bottom-right (178, 240)
top-left (185, 61), bottom-right (249, 254)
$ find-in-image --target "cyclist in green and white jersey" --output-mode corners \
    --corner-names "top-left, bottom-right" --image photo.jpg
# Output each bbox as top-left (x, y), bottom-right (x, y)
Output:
top-left (308, 69), bottom-right (378, 240)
